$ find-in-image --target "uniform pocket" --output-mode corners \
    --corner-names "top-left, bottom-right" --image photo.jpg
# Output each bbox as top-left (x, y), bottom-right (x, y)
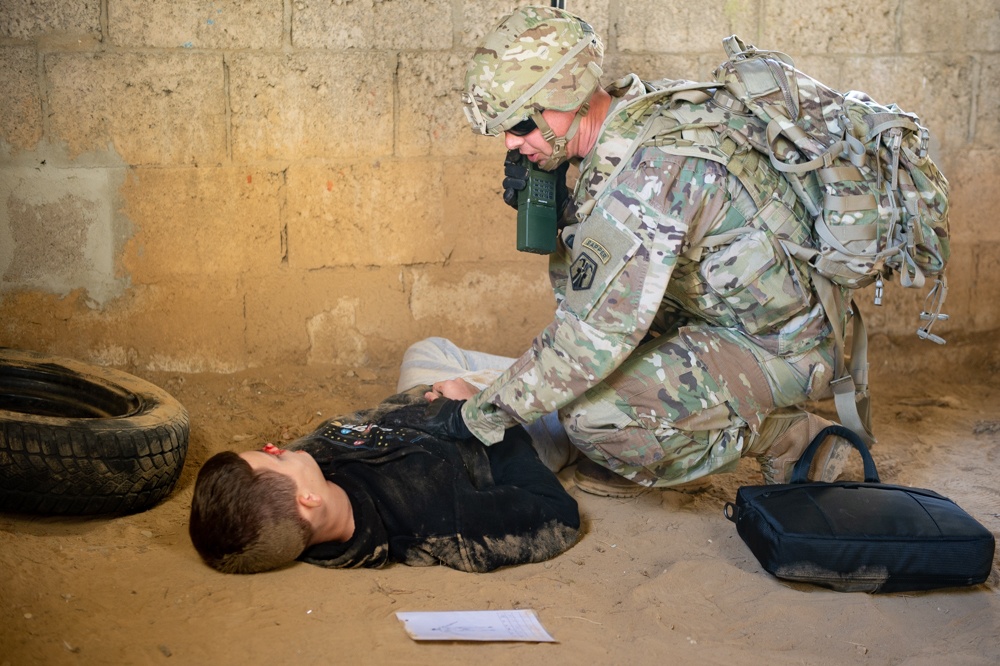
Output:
top-left (668, 260), bottom-right (738, 329)
top-left (589, 425), bottom-right (665, 469)
top-left (701, 227), bottom-right (810, 335)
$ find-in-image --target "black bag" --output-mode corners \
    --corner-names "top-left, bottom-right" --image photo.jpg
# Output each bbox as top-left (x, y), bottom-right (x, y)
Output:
top-left (725, 425), bottom-right (995, 592)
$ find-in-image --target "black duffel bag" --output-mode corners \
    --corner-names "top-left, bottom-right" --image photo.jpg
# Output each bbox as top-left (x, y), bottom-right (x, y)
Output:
top-left (725, 425), bottom-right (995, 592)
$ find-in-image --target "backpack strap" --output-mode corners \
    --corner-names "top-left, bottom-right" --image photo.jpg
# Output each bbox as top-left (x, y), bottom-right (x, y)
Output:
top-left (811, 274), bottom-right (876, 445)
top-left (576, 80), bottom-right (719, 218)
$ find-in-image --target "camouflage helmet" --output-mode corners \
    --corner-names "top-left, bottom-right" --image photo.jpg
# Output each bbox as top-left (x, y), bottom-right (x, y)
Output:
top-left (462, 6), bottom-right (604, 137)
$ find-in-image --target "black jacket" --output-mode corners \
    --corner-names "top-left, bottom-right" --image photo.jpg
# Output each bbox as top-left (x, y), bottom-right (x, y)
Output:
top-left (291, 391), bottom-right (580, 573)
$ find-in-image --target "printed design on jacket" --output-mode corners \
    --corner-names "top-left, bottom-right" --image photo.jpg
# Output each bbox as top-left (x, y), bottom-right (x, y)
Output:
top-left (311, 422), bottom-right (410, 450)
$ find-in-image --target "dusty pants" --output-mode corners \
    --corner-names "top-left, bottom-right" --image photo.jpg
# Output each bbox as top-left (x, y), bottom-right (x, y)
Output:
top-left (562, 324), bottom-right (836, 487)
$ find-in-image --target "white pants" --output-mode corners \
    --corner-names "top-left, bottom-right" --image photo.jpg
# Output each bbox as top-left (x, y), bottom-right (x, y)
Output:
top-left (396, 337), bottom-right (576, 472)
top-left (396, 337), bottom-right (512, 393)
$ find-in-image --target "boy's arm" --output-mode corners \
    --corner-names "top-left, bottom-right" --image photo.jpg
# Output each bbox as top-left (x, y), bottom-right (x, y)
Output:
top-left (448, 427), bottom-right (580, 572)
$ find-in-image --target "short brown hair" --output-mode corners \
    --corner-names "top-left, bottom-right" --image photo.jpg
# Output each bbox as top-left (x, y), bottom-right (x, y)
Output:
top-left (189, 451), bottom-right (313, 574)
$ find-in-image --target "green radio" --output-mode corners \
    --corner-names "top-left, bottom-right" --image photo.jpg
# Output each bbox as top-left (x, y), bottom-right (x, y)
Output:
top-left (516, 156), bottom-right (559, 254)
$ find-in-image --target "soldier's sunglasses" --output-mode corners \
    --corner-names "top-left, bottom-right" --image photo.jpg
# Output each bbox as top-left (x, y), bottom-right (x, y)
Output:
top-left (506, 118), bottom-right (538, 136)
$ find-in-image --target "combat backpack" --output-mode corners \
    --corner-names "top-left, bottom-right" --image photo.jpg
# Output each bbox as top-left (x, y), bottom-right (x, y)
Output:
top-left (712, 35), bottom-right (950, 338)
top-left (595, 36), bottom-right (951, 442)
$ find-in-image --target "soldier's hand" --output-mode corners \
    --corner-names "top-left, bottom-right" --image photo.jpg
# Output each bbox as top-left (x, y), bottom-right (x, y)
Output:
top-left (502, 149), bottom-right (527, 209)
top-left (502, 150), bottom-right (572, 216)
top-left (381, 398), bottom-right (474, 441)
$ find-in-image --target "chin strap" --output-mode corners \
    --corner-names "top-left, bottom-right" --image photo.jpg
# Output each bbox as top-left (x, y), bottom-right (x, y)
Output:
top-left (533, 102), bottom-right (589, 171)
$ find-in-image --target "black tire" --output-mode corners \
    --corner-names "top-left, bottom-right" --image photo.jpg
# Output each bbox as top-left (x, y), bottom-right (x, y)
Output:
top-left (0, 348), bottom-right (190, 515)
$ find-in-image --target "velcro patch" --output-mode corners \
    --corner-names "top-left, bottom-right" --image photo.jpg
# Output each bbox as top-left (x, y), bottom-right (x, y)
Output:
top-left (570, 253), bottom-right (598, 290)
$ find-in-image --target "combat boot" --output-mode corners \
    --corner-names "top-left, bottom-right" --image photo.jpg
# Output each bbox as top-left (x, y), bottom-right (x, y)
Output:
top-left (573, 458), bottom-right (649, 498)
top-left (747, 408), bottom-right (853, 485)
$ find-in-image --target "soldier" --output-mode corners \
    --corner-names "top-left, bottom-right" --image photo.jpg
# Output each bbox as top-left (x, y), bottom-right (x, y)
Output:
top-left (407, 6), bottom-right (854, 497)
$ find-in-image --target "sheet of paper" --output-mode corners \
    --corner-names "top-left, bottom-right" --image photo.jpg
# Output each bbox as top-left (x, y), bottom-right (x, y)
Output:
top-left (395, 610), bottom-right (556, 643)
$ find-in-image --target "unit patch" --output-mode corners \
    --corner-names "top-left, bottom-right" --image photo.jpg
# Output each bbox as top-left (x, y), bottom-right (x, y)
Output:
top-left (581, 237), bottom-right (611, 264)
top-left (570, 253), bottom-right (598, 291)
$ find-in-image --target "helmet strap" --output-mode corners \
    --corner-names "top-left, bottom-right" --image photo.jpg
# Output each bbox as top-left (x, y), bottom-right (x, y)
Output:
top-left (534, 102), bottom-right (589, 171)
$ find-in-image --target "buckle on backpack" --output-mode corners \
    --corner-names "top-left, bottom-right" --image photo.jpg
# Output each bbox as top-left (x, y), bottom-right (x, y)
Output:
top-left (916, 278), bottom-right (949, 344)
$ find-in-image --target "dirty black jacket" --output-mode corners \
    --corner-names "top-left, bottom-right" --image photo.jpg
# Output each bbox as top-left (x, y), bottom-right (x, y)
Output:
top-left (289, 391), bottom-right (580, 573)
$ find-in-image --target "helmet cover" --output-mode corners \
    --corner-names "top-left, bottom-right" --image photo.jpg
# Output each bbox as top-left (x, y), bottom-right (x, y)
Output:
top-left (462, 6), bottom-right (604, 136)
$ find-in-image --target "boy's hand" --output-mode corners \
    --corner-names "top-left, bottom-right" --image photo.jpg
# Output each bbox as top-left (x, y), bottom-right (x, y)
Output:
top-left (425, 378), bottom-right (479, 402)
top-left (383, 399), bottom-right (473, 441)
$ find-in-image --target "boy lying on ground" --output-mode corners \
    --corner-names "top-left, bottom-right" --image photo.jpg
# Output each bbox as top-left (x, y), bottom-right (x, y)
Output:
top-left (188, 389), bottom-right (580, 574)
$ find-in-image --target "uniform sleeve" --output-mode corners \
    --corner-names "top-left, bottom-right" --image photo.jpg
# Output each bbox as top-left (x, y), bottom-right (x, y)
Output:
top-left (448, 427), bottom-right (581, 572)
top-left (464, 152), bottom-right (731, 443)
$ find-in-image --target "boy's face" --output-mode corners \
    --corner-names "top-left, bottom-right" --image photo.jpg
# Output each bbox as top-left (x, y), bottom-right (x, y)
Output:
top-left (239, 444), bottom-right (326, 499)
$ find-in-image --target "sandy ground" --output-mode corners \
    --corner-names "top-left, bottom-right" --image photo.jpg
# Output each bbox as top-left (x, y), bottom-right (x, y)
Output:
top-left (2, 338), bottom-right (999, 665)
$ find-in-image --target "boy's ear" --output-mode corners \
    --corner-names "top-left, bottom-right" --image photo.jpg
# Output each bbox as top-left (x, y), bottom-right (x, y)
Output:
top-left (297, 492), bottom-right (323, 509)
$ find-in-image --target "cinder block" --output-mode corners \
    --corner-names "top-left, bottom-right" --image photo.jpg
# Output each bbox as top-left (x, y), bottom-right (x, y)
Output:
top-left (284, 161), bottom-right (447, 269)
top-left (0, 0), bottom-right (100, 40)
top-left (118, 281), bottom-right (249, 372)
top-left (0, 46), bottom-right (42, 152)
top-left (293, 0), bottom-right (452, 49)
top-left (616, 0), bottom-right (758, 54)
top-left (0, 165), bottom-right (128, 307)
top-left (971, 241), bottom-right (1000, 331)
top-left (976, 55), bottom-right (1000, 150)
top-left (228, 52), bottom-right (393, 162)
top-left (109, 0), bottom-right (282, 49)
top-left (901, 0), bottom-right (1000, 53)
top-left (0, 282), bottom-right (248, 373)
top-left (840, 55), bottom-right (974, 150)
top-left (397, 52), bottom-right (492, 158)
top-left (460, 0), bottom-right (611, 50)
top-left (0, 290), bottom-right (88, 353)
top-left (407, 264), bottom-right (555, 358)
top-left (944, 149), bottom-right (1000, 244)
top-left (442, 157), bottom-right (551, 264)
top-left (120, 167), bottom-right (284, 283)
top-left (763, 0), bottom-right (896, 55)
top-left (942, 242), bottom-right (975, 332)
top-left (45, 52), bottom-right (226, 166)
top-left (459, 1), bottom-right (524, 50)
top-left (291, 0), bottom-right (370, 49)
top-left (601, 53), bottom-right (709, 86)
top-left (244, 268), bottom-right (411, 367)
top-left (372, 0), bottom-right (453, 50)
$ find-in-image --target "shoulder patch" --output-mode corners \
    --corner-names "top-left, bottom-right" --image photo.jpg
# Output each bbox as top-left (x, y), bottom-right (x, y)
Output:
top-left (570, 253), bottom-right (598, 291)
top-left (581, 237), bottom-right (611, 264)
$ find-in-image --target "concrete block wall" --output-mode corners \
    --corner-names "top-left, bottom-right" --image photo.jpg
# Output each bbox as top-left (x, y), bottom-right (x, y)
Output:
top-left (1, 0), bottom-right (997, 374)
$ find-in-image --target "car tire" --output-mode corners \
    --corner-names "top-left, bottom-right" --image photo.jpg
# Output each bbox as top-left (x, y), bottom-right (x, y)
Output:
top-left (0, 348), bottom-right (190, 515)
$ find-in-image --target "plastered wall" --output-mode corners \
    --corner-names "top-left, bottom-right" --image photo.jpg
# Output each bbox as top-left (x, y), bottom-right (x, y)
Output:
top-left (1, 0), bottom-right (998, 374)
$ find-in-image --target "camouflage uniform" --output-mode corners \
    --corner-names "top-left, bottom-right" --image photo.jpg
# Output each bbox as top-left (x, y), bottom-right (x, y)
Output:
top-left (461, 9), bottom-right (847, 487)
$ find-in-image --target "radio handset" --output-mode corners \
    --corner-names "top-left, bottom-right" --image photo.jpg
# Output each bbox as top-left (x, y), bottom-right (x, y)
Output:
top-left (516, 156), bottom-right (558, 254)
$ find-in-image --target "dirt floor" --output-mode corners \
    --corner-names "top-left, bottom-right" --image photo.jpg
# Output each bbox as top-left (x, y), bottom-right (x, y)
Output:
top-left (2, 337), bottom-right (999, 665)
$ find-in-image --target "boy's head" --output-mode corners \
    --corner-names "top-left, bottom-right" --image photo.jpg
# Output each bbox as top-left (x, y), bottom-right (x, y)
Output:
top-left (189, 448), bottom-right (314, 574)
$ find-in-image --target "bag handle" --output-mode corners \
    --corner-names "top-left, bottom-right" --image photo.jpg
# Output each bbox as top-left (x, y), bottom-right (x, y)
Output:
top-left (789, 424), bottom-right (880, 484)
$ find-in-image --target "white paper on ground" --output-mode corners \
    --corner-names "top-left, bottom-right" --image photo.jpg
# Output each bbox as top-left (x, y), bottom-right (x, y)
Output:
top-left (395, 610), bottom-right (556, 642)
